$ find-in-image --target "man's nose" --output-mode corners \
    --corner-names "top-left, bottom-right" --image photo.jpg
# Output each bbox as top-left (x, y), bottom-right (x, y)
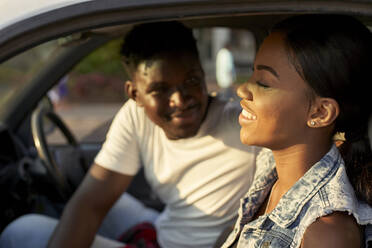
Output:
top-left (237, 82), bottom-right (253, 100)
top-left (170, 88), bottom-right (188, 107)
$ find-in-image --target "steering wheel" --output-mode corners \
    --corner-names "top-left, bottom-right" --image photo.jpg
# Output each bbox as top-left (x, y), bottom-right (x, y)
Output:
top-left (31, 107), bottom-right (86, 200)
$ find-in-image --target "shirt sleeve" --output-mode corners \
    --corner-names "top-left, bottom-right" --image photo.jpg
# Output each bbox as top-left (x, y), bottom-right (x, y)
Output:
top-left (94, 99), bottom-right (141, 175)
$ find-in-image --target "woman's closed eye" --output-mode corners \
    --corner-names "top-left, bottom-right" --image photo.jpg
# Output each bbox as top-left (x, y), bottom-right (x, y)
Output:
top-left (256, 81), bottom-right (270, 88)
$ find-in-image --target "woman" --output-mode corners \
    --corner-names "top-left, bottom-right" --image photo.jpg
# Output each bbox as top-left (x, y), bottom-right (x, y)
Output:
top-left (222, 15), bottom-right (372, 248)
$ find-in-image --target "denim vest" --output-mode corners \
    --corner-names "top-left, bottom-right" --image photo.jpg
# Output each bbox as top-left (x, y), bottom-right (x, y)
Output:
top-left (222, 145), bottom-right (372, 248)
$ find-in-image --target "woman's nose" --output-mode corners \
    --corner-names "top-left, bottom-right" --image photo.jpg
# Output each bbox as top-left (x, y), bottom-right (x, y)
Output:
top-left (237, 82), bottom-right (253, 100)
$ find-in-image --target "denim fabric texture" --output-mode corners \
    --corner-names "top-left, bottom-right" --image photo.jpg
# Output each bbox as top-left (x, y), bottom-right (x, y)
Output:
top-left (222, 145), bottom-right (372, 248)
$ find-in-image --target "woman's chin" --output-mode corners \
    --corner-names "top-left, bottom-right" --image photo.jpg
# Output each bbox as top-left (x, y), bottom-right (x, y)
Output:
top-left (239, 131), bottom-right (257, 146)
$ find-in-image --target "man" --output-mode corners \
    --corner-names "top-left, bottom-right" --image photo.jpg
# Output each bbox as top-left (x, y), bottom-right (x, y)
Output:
top-left (0, 21), bottom-right (258, 248)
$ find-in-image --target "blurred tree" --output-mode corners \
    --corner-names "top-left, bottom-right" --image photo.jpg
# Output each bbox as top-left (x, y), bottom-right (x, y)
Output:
top-left (73, 39), bottom-right (127, 78)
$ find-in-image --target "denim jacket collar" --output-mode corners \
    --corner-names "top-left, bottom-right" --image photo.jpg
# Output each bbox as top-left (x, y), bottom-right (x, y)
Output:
top-left (270, 145), bottom-right (341, 227)
top-left (227, 145), bottom-right (372, 248)
top-left (240, 149), bottom-right (277, 223)
top-left (248, 145), bottom-right (341, 228)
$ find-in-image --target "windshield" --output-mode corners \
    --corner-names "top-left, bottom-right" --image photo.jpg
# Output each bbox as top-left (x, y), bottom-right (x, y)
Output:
top-left (0, 40), bottom-right (64, 107)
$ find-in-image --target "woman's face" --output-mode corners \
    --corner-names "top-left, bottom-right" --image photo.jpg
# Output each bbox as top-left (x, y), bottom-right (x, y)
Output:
top-left (238, 32), bottom-right (314, 150)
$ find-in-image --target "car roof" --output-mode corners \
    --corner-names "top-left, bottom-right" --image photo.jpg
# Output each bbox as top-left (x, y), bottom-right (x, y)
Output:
top-left (0, 0), bottom-right (93, 30)
top-left (2, 0), bottom-right (372, 63)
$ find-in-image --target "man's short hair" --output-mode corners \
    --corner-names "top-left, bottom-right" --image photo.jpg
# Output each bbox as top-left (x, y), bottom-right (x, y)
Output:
top-left (120, 21), bottom-right (199, 77)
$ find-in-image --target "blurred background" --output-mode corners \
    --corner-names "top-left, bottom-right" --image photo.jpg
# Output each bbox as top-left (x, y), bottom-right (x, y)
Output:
top-left (0, 27), bottom-right (256, 144)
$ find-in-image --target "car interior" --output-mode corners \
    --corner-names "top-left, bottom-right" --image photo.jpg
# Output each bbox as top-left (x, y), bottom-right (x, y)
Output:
top-left (0, 17), bottom-right (255, 232)
top-left (0, 3), bottom-right (372, 236)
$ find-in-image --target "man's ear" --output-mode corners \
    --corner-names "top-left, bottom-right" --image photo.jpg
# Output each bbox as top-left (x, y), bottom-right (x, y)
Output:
top-left (125, 80), bottom-right (144, 107)
top-left (307, 97), bottom-right (339, 128)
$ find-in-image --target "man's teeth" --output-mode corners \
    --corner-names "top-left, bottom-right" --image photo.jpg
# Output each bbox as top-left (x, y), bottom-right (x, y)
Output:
top-left (242, 109), bottom-right (257, 120)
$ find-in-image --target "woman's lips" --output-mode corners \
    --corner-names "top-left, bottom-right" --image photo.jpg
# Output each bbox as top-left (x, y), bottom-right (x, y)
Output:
top-left (241, 109), bottom-right (257, 120)
top-left (239, 106), bottom-right (257, 126)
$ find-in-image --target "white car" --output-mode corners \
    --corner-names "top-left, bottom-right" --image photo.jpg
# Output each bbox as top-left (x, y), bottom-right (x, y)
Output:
top-left (0, 0), bottom-right (371, 233)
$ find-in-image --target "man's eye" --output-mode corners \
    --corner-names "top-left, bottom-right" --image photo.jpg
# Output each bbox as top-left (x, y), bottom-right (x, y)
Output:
top-left (185, 77), bottom-right (201, 86)
top-left (150, 87), bottom-right (168, 95)
top-left (256, 81), bottom-right (269, 88)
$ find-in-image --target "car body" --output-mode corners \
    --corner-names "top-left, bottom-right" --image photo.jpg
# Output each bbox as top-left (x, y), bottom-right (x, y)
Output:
top-left (0, 0), bottom-right (372, 233)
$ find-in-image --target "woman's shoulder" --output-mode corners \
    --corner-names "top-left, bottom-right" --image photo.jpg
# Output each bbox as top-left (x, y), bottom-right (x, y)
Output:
top-left (301, 211), bottom-right (362, 248)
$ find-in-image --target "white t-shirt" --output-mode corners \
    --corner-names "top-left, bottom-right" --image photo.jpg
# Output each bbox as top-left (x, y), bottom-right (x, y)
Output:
top-left (95, 96), bottom-right (259, 248)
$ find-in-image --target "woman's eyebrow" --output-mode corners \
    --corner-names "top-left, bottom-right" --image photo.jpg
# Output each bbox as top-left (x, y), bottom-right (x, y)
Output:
top-left (256, 64), bottom-right (279, 78)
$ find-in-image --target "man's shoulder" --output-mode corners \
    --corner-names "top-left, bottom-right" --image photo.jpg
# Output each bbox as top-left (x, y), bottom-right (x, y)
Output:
top-left (116, 99), bottom-right (147, 121)
top-left (120, 98), bottom-right (138, 112)
top-left (110, 99), bottom-right (154, 136)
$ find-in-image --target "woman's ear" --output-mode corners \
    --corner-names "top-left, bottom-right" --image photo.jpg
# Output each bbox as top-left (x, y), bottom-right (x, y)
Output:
top-left (125, 80), bottom-right (144, 107)
top-left (307, 97), bottom-right (339, 128)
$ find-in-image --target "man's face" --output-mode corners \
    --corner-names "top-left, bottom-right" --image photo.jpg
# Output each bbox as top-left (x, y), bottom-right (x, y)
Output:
top-left (131, 52), bottom-right (209, 140)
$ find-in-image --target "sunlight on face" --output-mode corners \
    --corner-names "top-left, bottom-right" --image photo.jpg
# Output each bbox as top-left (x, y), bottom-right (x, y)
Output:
top-left (237, 32), bottom-right (314, 150)
top-left (133, 52), bottom-right (209, 140)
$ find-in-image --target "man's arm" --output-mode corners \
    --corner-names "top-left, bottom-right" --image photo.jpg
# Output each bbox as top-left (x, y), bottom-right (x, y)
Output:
top-left (47, 163), bottom-right (133, 248)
